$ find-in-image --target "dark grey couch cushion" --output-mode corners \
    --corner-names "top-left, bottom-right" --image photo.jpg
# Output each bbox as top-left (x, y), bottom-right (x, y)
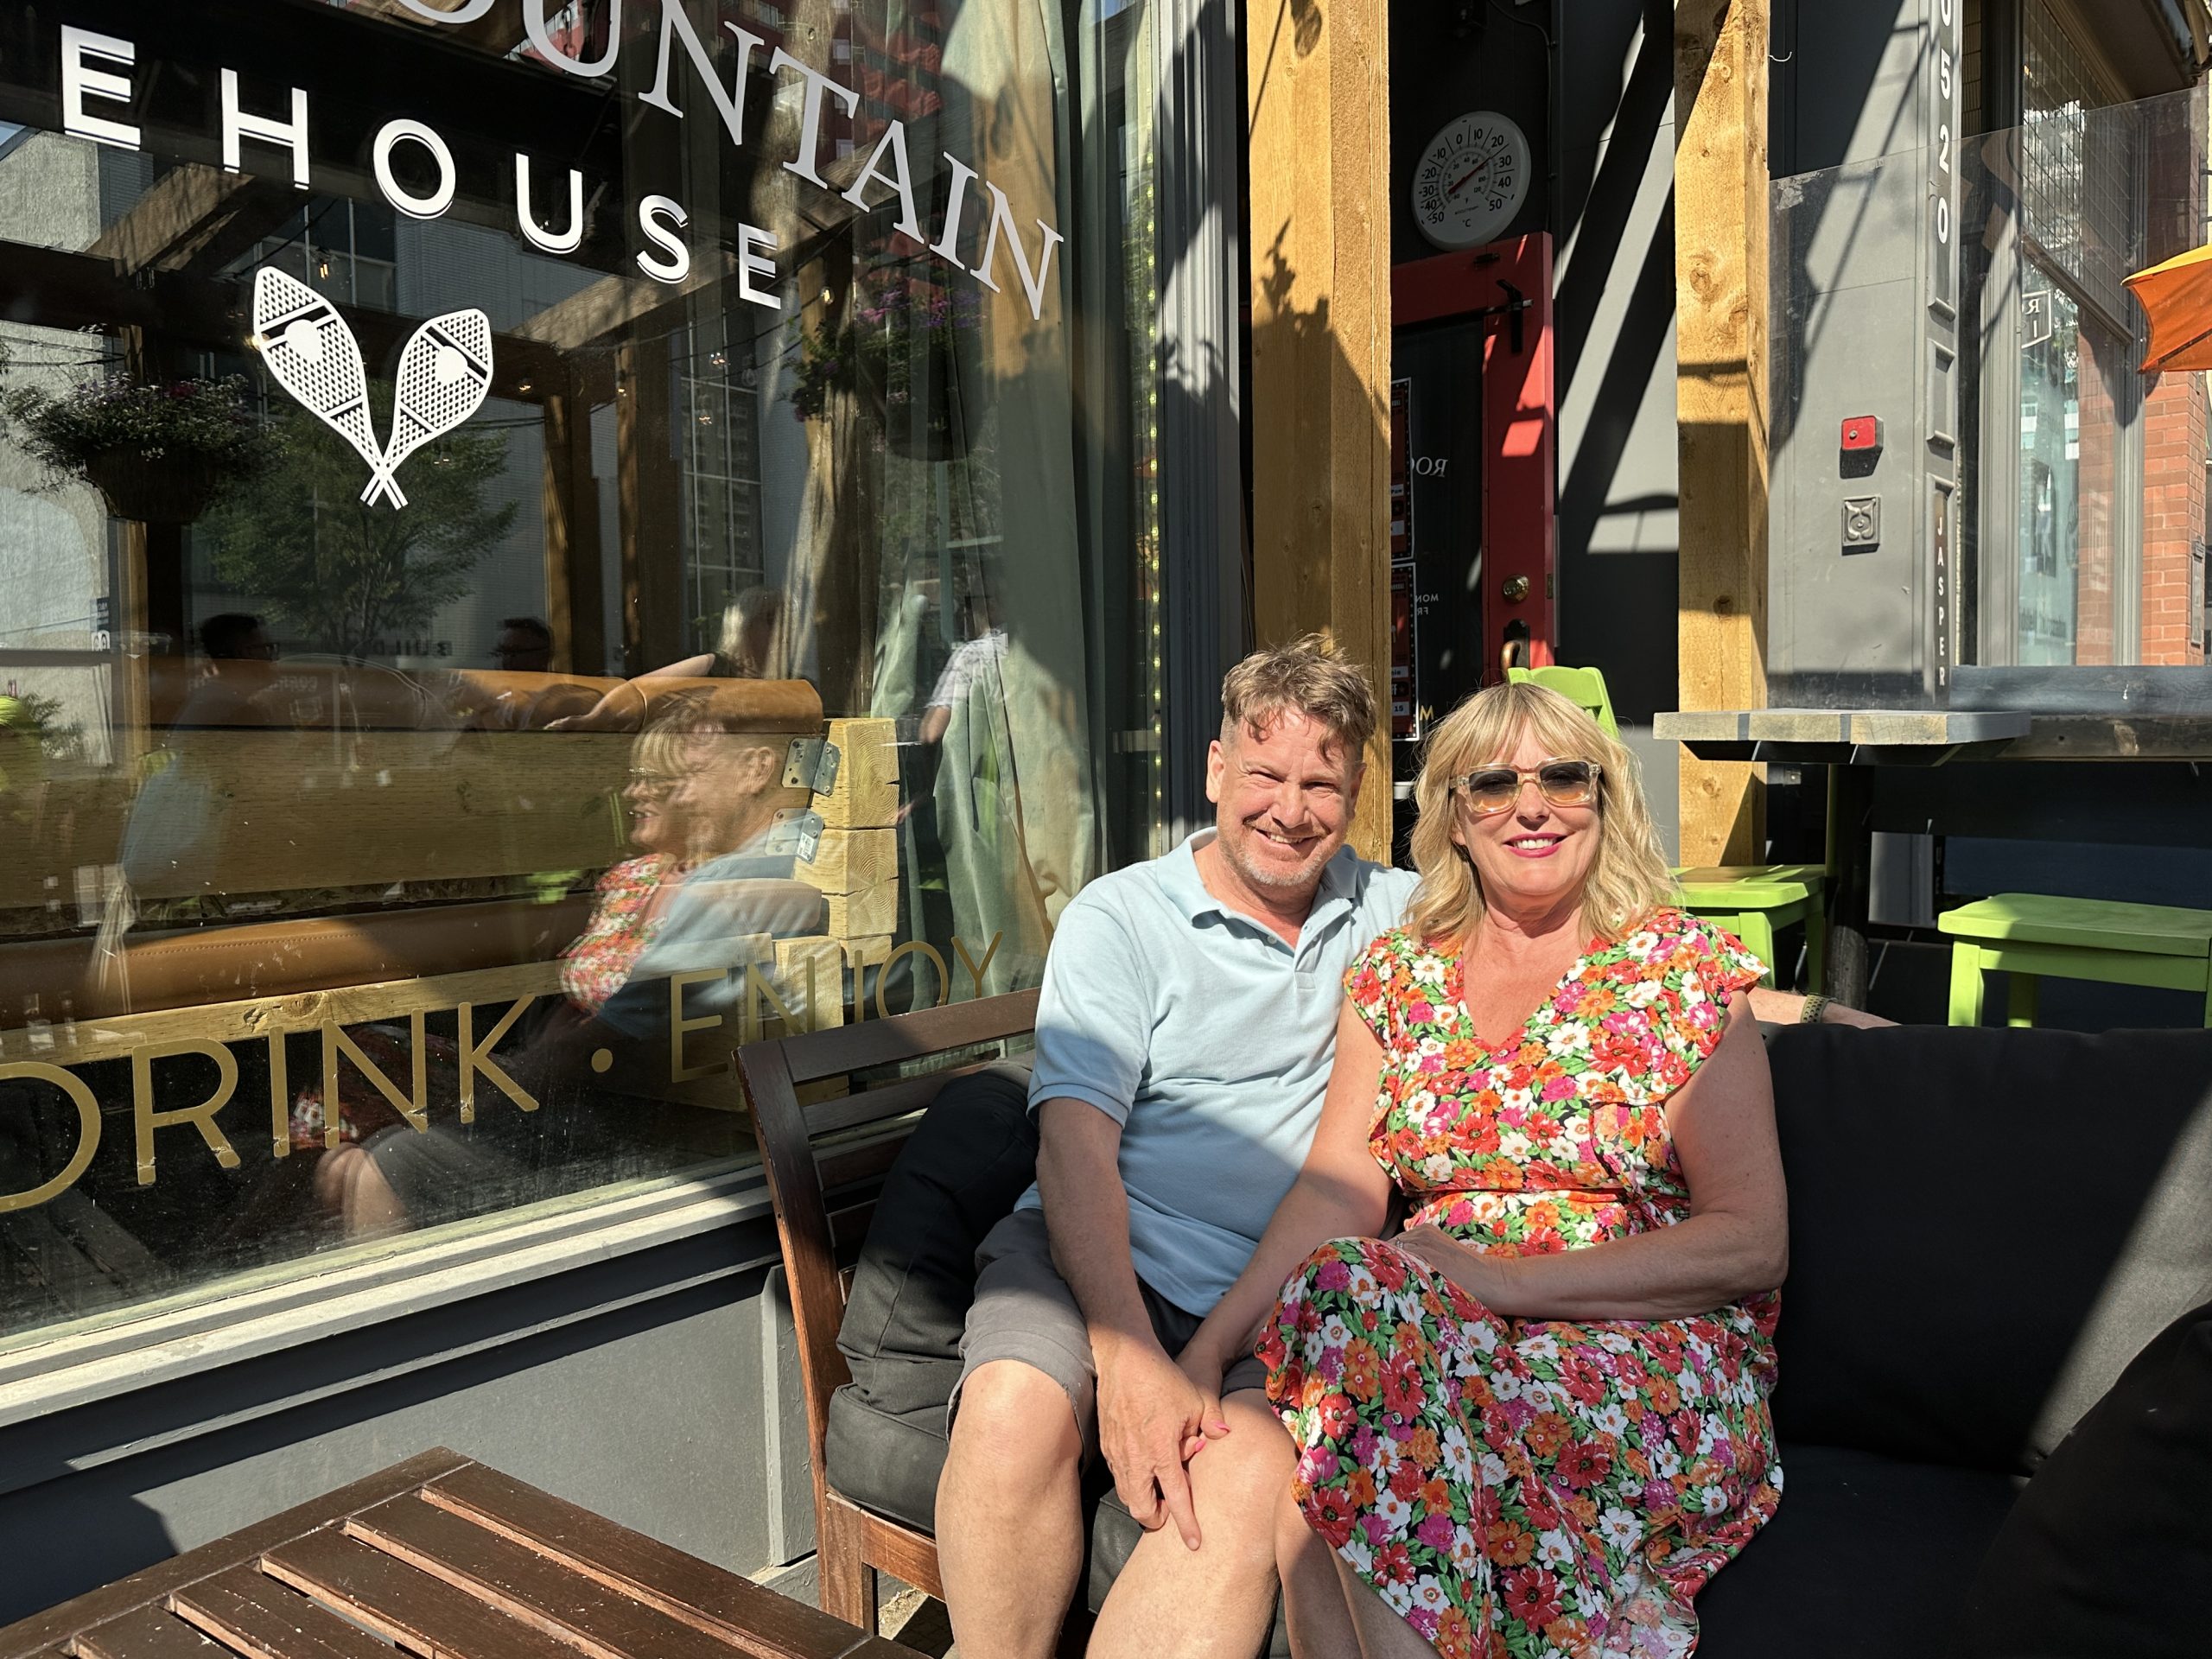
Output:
top-left (1763, 1025), bottom-right (2212, 1475)
top-left (1694, 1443), bottom-right (2015, 1659)
top-left (824, 1384), bottom-right (948, 1533)
top-left (827, 1061), bottom-right (1035, 1527)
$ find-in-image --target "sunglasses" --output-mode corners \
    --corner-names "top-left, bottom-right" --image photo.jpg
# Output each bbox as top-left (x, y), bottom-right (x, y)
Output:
top-left (1450, 758), bottom-right (1602, 816)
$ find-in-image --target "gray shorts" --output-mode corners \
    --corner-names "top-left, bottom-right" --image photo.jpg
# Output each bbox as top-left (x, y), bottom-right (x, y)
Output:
top-left (953, 1207), bottom-right (1272, 1446)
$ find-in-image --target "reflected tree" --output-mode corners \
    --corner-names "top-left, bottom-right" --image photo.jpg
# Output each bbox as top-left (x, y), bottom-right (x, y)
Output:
top-left (200, 393), bottom-right (515, 658)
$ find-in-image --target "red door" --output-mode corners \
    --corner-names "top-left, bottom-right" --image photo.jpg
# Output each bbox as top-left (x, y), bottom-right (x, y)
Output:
top-left (1391, 236), bottom-right (1557, 692)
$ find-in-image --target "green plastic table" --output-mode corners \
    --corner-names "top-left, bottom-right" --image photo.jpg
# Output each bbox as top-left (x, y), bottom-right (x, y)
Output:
top-left (1938, 893), bottom-right (2212, 1027)
top-left (1674, 864), bottom-right (1827, 992)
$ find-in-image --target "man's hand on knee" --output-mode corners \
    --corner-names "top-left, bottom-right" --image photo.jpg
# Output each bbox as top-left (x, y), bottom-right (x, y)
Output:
top-left (1096, 1333), bottom-right (1227, 1552)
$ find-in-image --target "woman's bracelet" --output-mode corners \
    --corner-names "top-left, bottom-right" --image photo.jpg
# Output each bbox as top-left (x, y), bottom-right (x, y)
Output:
top-left (1799, 994), bottom-right (1834, 1025)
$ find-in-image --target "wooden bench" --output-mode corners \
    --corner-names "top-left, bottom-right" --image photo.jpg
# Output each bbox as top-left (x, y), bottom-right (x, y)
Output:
top-left (737, 990), bottom-right (1039, 1638)
top-left (0, 1448), bottom-right (922, 1659)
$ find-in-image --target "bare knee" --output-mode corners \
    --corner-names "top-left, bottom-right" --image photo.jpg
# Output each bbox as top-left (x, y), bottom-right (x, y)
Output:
top-left (319, 1146), bottom-right (406, 1236)
top-left (943, 1361), bottom-right (1084, 1497)
top-left (1185, 1396), bottom-right (1295, 1567)
top-left (312, 1147), bottom-right (359, 1211)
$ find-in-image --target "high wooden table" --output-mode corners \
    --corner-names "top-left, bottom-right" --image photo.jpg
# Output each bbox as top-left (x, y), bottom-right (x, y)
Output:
top-left (1656, 695), bottom-right (2212, 1008)
top-left (1655, 708), bottom-right (2037, 1007)
top-left (0, 1449), bottom-right (920, 1659)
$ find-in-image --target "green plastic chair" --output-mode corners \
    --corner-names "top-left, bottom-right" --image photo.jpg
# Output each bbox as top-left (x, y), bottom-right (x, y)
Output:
top-left (1672, 864), bottom-right (1828, 993)
top-left (1938, 893), bottom-right (2212, 1027)
top-left (1508, 664), bottom-right (1825, 990)
top-left (1506, 664), bottom-right (1618, 736)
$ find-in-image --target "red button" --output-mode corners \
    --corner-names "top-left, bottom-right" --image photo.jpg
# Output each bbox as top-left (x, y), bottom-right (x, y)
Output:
top-left (1840, 416), bottom-right (1883, 451)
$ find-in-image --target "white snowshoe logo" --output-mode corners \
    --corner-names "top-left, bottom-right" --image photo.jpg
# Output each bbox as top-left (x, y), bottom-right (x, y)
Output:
top-left (251, 265), bottom-right (493, 510)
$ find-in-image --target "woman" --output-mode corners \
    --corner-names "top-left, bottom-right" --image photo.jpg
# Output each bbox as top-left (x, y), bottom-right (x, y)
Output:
top-left (1178, 682), bottom-right (1784, 1658)
top-left (557, 714), bottom-right (711, 1012)
top-left (312, 715), bottom-right (708, 1228)
top-left (318, 702), bottom-right (806, 1231)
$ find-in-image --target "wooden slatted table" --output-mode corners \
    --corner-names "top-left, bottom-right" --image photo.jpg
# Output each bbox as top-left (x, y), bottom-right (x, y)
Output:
top-left (0, 1449), bottom-right (921, 1659)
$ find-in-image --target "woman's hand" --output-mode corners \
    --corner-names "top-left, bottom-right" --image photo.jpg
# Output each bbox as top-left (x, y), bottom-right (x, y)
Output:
top-left (1393, 1224), bottom-right (1509, 1307)
top-left (1172, 1338), bottom-right (1231, 1463)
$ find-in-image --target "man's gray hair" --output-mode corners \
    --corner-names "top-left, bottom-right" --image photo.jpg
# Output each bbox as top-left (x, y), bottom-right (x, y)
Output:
top-left (1218, 633), bottom-right (1378, 757)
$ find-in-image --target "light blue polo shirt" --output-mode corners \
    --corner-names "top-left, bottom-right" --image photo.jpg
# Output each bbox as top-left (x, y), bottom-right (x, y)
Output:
top-left (1020, 830), bottom-right (1418, 1317)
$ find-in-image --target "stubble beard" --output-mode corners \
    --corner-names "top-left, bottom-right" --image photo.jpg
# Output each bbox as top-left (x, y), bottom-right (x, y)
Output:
top-left (1220, 822), bottom-right (1336, 895)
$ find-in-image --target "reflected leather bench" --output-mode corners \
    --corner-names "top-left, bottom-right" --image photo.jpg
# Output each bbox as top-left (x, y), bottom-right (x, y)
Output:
top-left (0, 894), bottom-right (596, 1027)
top-left (147, 659), bottom-right (826, 734)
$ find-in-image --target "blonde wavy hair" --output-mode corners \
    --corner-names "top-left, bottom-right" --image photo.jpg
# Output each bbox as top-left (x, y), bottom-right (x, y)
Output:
top-left (1406, 682), bottom-right (1675, 946)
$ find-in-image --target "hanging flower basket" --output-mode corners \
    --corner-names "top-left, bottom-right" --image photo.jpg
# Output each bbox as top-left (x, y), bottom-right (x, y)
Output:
top-left (789, 274), bottom-right (982, 461)
top-left (80, 447), bottom-right (227, 524)
top-left (0, 373), bottom-right (274, 524)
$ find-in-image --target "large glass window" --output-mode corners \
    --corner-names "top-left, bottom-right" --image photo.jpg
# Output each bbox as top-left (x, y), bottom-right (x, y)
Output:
top-left (2012, 284), bottom-right (2137, 664)
top-left (2000, 2), bottom-right (2145, 666)
top-left (1770, 75), bottom-right (2206, 696)
top-left (0, 0), bottom-right (1173, 1349)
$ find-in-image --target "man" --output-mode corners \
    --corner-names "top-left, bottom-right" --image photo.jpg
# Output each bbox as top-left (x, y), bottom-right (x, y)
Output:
top-left (935, 636), bottom-right (1417, 1659)
top-left (200, 612), bottom-right (277, 663)
top-left (492, 615), bottom-right (555, 674)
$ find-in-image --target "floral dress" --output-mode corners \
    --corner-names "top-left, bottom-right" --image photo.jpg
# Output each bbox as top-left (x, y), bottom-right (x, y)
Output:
top-left (559, 854), bottom-right (677, 1013)
top-left (1260, 909), bottom-right (1781, 1659)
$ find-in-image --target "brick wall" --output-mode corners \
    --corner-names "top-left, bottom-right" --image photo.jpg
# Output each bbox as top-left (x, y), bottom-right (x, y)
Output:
top-left (2140, 369), bottom-right (2209, 664)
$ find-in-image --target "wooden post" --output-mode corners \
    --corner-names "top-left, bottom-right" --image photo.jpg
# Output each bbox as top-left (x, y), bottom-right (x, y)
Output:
top-left (541, 381), bottom-right (603, 677)
top-left (617, 341), bottom-right (683, 675)
top-left (1675, 0), bottom-right (1770, 866)
top-left (1247, 0), bottom-right (1393, 861)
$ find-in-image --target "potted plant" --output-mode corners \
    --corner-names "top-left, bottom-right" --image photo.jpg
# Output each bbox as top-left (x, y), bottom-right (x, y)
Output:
top-left (1, 372), bottom-right (275, 524)
top-left (788, 271), bottom-right (981, 461)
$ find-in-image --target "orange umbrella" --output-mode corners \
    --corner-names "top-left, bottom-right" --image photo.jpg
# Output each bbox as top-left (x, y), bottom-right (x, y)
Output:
top-left (2126, 243), bottom-right (2212, 372)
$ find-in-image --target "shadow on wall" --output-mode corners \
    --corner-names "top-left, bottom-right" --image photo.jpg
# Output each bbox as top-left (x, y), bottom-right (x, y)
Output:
top-left (0, 1491), bottom-right (175, 1627)
top-left (1545, 0), bottom-right (1914, 734)
top-left (1551, 0), bottom-right (1682, 735)
top-left (1243, 0), bottom-right (1395, 855)
top-left (1248, 232), bottom-right (1398, 859)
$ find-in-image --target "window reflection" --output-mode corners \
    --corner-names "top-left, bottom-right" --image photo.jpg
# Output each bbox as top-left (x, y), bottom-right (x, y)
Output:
top-left (0, 0), bottom-right (1166, 1346)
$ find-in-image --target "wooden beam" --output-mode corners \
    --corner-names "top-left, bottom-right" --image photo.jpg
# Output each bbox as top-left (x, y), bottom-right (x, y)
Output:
top-left (346, 0), bottom-right (522, 54)
top-left (87, 165), bottom-right (296, 277)
top-left (512, 255), bottom-right (741, 353)
top-left (1674, 0), bottom-right (1770, 866)
top-left (617, 340), bottom-right (684, 672)
top-left (541, 384), bottom-right (605, 676)
top-left (0, 242), bottom-right (569, 401)
top-left (1246, 0), bottom-right (1393, 861)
